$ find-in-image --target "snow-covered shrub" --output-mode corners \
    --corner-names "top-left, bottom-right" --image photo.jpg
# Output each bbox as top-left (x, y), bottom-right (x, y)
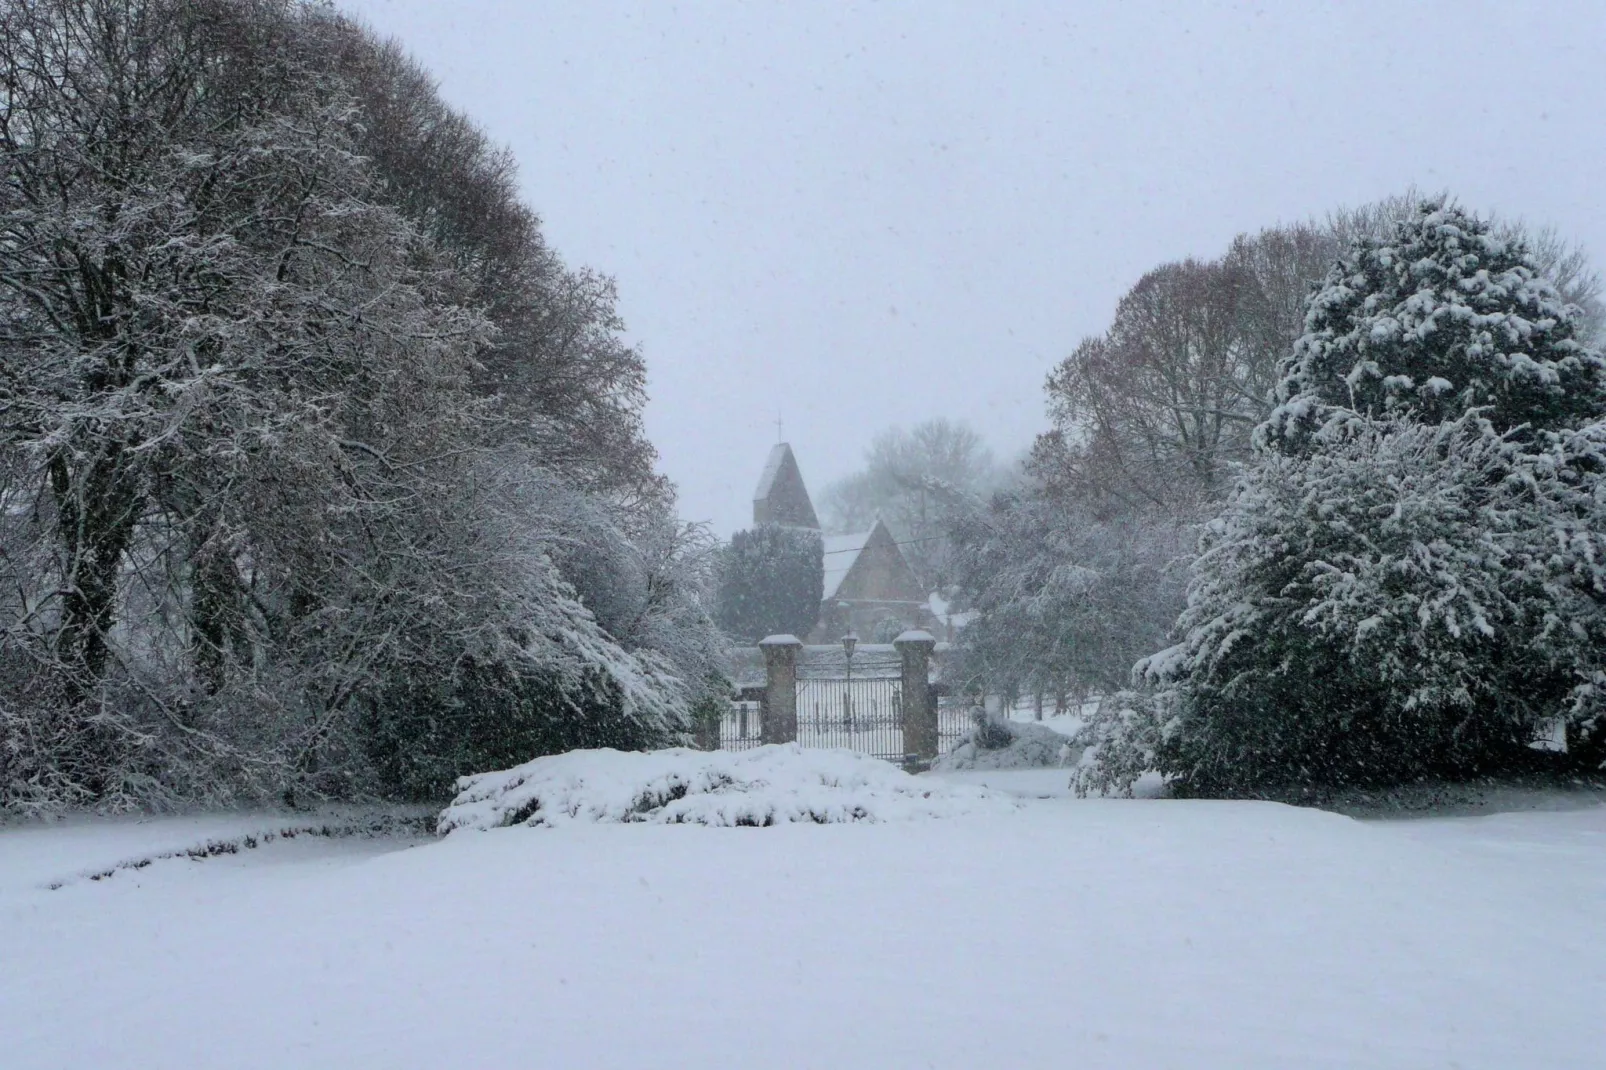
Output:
top-left (438, 745), bottom-right (1017, 831)
top-left (1071, 692), bottom-right (1171, 797)
top-left (931, 717), bottom-right (1075, 772)
top-left (1145, 414), bottom-right (1606, 794)
top-left (972, 708), bottom-right (1016, 751)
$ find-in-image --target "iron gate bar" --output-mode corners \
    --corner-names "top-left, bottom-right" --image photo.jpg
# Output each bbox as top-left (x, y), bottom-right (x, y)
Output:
top-left (720, 700), bottom-right (764, 751)
top-left (723, 688), bottom-right (974, 761)
top-left (797, 676), bottom-right (906, 761)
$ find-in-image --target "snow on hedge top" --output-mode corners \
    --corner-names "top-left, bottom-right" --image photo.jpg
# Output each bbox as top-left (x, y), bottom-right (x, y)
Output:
top-left (931, 718), bottom-right (1081, 772)
top-left (438, 744), bottom-right (1017, 832)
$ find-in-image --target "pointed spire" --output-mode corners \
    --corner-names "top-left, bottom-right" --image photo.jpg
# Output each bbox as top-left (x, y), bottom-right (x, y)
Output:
top-left (753, 443), bottom-right (820, 529)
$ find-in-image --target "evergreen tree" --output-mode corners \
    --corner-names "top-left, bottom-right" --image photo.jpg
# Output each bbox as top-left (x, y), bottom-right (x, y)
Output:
top-left (714, 526), bottom-right (824, 642)
top-left (1260, 200), bottom-right (1606, 451)
top-left (1081, 201), bottom-right (1606, 796)
top-left (1135, 417), bottom-right (1606, 794)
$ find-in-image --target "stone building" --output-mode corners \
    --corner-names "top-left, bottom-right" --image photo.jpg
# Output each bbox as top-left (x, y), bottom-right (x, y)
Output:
top-left (816, 518), bottom-right (930, 643)
top-left (750, 443), bottom-right (934, 643)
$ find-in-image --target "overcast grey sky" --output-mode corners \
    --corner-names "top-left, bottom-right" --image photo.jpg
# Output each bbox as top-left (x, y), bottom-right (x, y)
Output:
top-left (342, 0), bottom-right (1606, 535)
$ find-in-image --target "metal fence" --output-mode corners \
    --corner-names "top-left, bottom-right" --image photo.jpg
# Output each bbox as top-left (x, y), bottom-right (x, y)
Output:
top-left (720, 700), bottom-right (765, 751)
top-left (936, 696), bottom-right (975, 755)
top-left (797, 676), bottom-right (905, 760)
top-left (718, 685), bottom-right (979, 761)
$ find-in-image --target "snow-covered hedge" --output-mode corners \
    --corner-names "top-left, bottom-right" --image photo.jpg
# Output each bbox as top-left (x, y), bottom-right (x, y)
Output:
top-left (931, 719), bottom-right (1080, 772)
top-left (438, 745), bottom-right (1017, 832)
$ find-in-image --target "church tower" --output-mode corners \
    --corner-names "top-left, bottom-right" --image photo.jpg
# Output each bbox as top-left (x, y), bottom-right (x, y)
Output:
top-left (752, 443), bottom-right (820, 529)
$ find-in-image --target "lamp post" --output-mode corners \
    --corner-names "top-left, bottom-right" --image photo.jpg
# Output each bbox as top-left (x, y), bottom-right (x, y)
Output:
top-left (841, 633), bottom-right (858, 736)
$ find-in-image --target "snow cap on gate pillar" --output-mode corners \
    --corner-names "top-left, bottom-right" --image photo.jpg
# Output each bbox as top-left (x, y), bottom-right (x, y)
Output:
top-left (758, 634), bottom-right (803, 646)
top-left (893, 630), bottom-right (935, 646)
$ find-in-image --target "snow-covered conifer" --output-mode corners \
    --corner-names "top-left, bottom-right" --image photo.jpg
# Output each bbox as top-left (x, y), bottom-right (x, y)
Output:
top-left (1084, 202), bottom-right (1606, 796)
top-left (1135, 415), bottom-right (1606, 794)
top-left (1260, 200), bottom-right (1606, 452)
top-left (713, 526), bottom-right (824, 643)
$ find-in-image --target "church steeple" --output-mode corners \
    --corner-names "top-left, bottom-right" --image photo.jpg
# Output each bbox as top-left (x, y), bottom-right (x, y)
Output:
top-left (752, 443), bottom-right (820, 529)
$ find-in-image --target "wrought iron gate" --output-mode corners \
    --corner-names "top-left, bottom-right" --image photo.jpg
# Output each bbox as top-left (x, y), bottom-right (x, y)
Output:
top-left (796, 675), bottom-right (905, 760)
top-left (721, 687), bottom-right (973, 758)
top-left (721, 699), bottom-right (764, 751)
top-left (717, 639), bottom-right (968, 762)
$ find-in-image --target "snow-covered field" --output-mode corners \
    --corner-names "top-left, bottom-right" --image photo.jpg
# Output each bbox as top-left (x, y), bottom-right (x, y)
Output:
top-left (4, 770), bottom-right (1603, 1069)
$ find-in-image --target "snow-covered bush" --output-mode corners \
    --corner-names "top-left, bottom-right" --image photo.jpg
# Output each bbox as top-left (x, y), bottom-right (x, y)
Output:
top-left (931, 716), bottom-right (1076, 772)
top-left (438, 745), bottom-right (1017, 831)
top-left (1081, 202), bottom-right (1606, 797)
top-left (1071, 692), bottom-right (1172, 797)
top-left (1161, 417), bottom-right (1606, 791)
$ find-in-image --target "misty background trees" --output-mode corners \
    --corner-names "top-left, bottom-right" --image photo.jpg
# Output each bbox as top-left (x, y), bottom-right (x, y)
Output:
top-left (819, 418), bottom-right (1008, 589)
top-left (0, 0), bottom-right (724, 809)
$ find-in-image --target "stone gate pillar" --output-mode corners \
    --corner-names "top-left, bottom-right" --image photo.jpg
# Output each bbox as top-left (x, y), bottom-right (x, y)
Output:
top-left (895, 630), bottom-right (938, 766)
top-left (759, 634), bottom-right (802, 745)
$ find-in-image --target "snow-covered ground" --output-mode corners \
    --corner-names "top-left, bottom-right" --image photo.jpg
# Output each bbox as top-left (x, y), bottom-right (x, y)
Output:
top-left (4, 774), bottom-right (1603, 1069)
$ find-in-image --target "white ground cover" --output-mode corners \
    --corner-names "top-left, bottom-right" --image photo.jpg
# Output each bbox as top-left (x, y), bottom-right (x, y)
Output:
top-left (3, 777), bottom-right (1604, 1069)
top-left (440, 744), bottom-right (1016, 831)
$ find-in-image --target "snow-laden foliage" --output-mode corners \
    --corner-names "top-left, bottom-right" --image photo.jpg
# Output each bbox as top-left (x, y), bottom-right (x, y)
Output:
top-left (1041, 196), bottom-right (1605, 517)
top-left (930, 715), bottom-right (1077, 772)
top-left (1070, 691), bottom-right (1172, 798)
top-left (1077, 201), bottom-right (1606, 797)
top-left (437, 744), bottom-right (1017, 831)
top-left (713, 525), bottom-right (824, 642)
top-left (947, 488), bottom-right (1188, 700)
top-left (0, 1), bottom-right (722, 811)
top-left (1261, 200), bottom-right (1606, 452)
top-left (1100, 410), bottom-right (1606, 795)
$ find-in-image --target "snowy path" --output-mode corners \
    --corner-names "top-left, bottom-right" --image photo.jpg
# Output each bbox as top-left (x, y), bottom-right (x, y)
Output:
top-left (3, 797), bottom-right (1603, 1069)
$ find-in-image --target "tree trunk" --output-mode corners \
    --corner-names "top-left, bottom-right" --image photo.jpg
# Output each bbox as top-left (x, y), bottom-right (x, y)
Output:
top-left (49, 442), bottom-right (140, 701)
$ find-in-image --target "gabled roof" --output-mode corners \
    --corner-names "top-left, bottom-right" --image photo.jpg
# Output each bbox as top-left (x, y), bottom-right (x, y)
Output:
top-left (820, 517), bottom-right (924, 604)
top-left (821, 530), bottom-right (873, 599)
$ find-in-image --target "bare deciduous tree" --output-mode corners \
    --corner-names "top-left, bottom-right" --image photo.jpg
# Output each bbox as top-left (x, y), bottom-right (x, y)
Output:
top-left (0, 0), bottom-right (722, 810)
top-left (820, 418), bottom-right (1004, 587)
